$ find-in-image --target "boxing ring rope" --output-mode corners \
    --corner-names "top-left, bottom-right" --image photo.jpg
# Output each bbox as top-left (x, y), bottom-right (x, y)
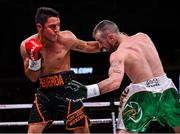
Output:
top-left (0, 102), bottom-right (120, 109)
top-left (0, 101), bottom-right (119, 134)
top-left (0, 119), bottom-right (114, 126)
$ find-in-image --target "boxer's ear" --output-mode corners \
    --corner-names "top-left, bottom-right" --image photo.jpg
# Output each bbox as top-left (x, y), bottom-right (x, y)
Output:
top-left (107, 33), bottom-right (114, 42)
top-left (36, 23), bottom-right (43, 32)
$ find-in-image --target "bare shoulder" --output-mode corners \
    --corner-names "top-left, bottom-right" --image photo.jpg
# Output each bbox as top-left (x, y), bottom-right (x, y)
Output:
top-left (135, 32), bottom-right (151, 40)
top-left (58, 30), bottom-right (78, 47)
top-left (20, 34), bottom-right (38, 47)
top-left (60, 30), bottom-right (77, 39)
top-left (110, 48), bottom-right (126, 61)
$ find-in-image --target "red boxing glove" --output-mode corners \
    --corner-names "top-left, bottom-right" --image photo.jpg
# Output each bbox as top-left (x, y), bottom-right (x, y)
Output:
top-left (25, 38), bottom-right (43, 71)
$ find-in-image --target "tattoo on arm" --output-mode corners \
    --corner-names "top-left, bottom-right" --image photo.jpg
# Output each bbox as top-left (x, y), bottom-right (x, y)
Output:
top-left (111, 60), bottom-right (122, 74)
top-left (113, 68), bottom-right (122, 74)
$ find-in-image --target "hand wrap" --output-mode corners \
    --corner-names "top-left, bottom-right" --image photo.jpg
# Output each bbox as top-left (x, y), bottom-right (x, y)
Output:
top-left (64, 80), bottom-right (100, 101)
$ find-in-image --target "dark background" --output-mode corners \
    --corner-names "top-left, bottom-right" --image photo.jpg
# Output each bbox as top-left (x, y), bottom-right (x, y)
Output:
top-left (0, 0), bottom-right (179, 133)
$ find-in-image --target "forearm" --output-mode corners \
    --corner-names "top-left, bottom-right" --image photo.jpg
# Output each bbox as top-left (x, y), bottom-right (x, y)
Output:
top-left (24, 59), bottom-right (41, 82)
top-left (97, 78), bottom-right (120, 94)
top-left (21, 38), bottom-right (42, 82)
top-left (84, 77), bottom-right (120, 99)
top-left (25, 68), bottom-right (40, 82)
top-left (86, 41), bottom-right (101, 53)
top-left (65, 76), bottom-right (121, 100)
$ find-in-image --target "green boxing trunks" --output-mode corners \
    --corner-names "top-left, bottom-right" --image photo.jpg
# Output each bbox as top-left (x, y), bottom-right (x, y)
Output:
top-left (117, 74), bottom-right (180, 132)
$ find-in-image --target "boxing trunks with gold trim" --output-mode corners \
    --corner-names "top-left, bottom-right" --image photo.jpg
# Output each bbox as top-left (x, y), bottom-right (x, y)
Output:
top-left (28, 71), bottom-right (90, 130)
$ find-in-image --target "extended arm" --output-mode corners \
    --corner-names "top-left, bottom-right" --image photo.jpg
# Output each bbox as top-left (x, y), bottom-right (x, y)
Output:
top-left (62, 31), bottom-right (101, 53)
top-left (98, 57), bottom-right (124, 94)
top-left (71, 38), bottom-right (101, 53)
top-left (65, 53), bottom-right (125, 100)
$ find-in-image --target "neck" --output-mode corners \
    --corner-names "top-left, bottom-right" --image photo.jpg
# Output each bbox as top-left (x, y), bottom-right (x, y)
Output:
top-left (37, 34), bottom-right (52, 48)
top-left (37, 34), bottom-right (43, 43)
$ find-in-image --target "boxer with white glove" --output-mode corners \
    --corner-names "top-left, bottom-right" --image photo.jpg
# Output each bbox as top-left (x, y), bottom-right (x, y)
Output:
top-left (25, 38), bottom-right (42, 71)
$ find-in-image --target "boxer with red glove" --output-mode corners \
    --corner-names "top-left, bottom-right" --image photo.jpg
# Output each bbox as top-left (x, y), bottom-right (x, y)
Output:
top-left (25, 38), bottom-right (43, 71)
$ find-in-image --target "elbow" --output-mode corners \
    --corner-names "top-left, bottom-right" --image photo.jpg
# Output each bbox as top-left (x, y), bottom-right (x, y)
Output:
top-left (27, 75), bottom-right (38, 82)
top-left (113, 80), bottom-right (121, 89)
top-left (110, 77), bottom-right (121, 90)
top-left (25, 72), bottom-right (38, 83)
top-left (30, 77), bottom-right (38, 83)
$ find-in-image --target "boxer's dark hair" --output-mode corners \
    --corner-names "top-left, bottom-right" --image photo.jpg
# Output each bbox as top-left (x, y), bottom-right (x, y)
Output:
top-left (93, 20), bottom-right (119, 38)
top-left (35, 7), bottom-right (59, 25)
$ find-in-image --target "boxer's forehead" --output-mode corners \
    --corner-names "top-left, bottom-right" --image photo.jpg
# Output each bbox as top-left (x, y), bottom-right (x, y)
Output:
top-left (94, 31), bottom-right (102, 40)
top-left (46, 17), bottom-right (60, 25)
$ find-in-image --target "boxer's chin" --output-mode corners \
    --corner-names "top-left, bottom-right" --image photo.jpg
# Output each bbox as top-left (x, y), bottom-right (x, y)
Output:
top-left (51, 36), bottom-right (58, 42)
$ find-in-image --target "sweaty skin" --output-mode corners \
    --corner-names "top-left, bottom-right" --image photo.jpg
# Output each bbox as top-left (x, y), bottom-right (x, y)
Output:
top-left (92, 20), bottom-right (180, 133)
top-left (20, 17), bottom-right (100, 82)
top-left (20, 16), bottom-right (100, 134)
top-left (96, 32), bottom-right (164, 94)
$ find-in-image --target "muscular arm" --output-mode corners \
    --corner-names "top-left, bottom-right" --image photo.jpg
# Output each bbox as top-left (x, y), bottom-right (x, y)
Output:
top-left (71, 38), bottom-right (101, 53)
top-left (98, 55), bottom-right (124, 94)
top-left (65, 54), bottom-right (125, 100)
top-left (63, 31), bottom-right (101, 53)
top-left (20, 42), bottom-right (40, 82)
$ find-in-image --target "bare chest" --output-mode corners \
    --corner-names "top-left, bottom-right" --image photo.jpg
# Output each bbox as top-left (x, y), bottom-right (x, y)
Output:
top-left (40, 45), bottom-right (70, 73)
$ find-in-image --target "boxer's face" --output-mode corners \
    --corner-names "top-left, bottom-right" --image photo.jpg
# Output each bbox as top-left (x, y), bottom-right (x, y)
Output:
top-left (95, 31), bottom-right (115, 53)
top-left (41, 17), bottom-right (60, 42)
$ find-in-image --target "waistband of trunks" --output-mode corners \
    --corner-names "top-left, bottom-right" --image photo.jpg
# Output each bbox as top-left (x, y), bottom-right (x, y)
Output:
top-left (39, 70), bottom-right (75, 89)
top-left (138, 73), bottom-right (168, 87)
